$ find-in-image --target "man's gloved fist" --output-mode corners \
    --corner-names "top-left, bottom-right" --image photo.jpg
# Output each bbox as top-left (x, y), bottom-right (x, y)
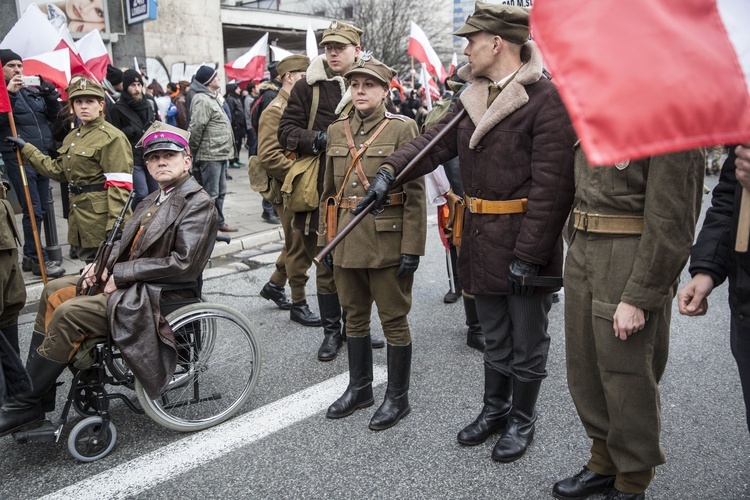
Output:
top-left (38, 77), bottom-right (57, 97)
top-left (507, 257), bottom-right (539, 296)
top-left (312, 131), bottom-right (327, 153)
top-left (396, 254), bottom-right (419, 278)
top-left (5, 136), bottom-right (26, 151)
top-left (352, 167), bottom-right (395, 215)
top-left (322, 252), bottom-right (333, 271)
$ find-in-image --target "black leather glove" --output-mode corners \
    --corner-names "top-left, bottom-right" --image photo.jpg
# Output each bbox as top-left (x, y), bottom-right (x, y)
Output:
top-left (395, 254), bottom-right (419, 278)
top-left (352, 167), bottom-right (395, 215)
top-left (105, 229), bottom-right (123, 242)
top-left (5, 136), bottom-right (26, 151)
top-left (312, 131), bottom-right (327, 153)
top-left (322, 252), bottom-right (333, 271)
top-left (38, 76), bottom-right (57, 97)
top-left (507, 257), bottom-right (539, 296)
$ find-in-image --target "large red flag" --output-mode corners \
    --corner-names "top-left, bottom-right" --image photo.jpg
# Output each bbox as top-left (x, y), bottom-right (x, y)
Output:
top-left (531, 0), bottom-right (750, 165)
top-left (0, 75), bottom-right (11, 113)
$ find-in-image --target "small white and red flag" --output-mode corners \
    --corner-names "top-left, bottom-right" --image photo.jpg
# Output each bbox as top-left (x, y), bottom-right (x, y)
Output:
top-left (74, 30), bottom-right (111, 82)
top-left (408, 22), bottom-right (447, 82)
top-left (225, 33), bottom-right (268, 82)
top-left (448, 53), bottom-right (458, 77)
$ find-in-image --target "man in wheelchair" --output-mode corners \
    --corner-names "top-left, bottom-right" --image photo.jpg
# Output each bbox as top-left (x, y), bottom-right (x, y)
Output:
top-left (0, 122), bottom-right (219, 437)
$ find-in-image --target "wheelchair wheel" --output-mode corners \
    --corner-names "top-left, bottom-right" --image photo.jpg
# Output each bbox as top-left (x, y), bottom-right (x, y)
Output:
top-left (134, 303), bottom-right (261, 432)
top-left (67, 416), bottom-right (117, 462)
top-left (73, 386), bottom-right (100, 417)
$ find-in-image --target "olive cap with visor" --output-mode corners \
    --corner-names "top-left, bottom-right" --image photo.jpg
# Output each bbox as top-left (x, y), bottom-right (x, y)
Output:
top-left (344, 54), bottom-right (396, 86)
top-left (67, 78), bottom-right (106, 100)
top-left (319, 20), bottom-right (363, 47)
top-left (453, 1), bottom-right (530, 45)
top-left (276, 54), bottom-right (310, 76)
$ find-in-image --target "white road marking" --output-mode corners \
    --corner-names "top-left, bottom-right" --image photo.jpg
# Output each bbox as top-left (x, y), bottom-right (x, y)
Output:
top-left (40, 366), bottom-right (388, 500)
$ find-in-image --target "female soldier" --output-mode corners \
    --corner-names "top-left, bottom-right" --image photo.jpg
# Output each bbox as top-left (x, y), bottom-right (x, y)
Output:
top-left (321, 56), bottom-right (426, 430)
top-left (7, 78), bottom-right (133, 263)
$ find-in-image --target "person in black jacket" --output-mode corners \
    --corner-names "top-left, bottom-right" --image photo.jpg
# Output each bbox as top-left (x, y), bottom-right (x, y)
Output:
top-left (0, 49), bottom-right (64, 278)
top-left (678, 143), bottom-right (750, 433)
top-left (225, 83), bottom-right (246, 168)
top-left (108, 69), bottom-right (158, 207)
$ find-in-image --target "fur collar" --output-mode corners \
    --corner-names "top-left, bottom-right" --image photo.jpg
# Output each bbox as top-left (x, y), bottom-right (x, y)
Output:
top-left (306, 55), bottom-right (351, 115)
top-left (458, 41), bottom-right (544, 149)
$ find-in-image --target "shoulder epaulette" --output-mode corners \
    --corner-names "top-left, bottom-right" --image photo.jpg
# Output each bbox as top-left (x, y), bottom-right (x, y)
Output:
top-left (384, 112), bottom-right (408, 122)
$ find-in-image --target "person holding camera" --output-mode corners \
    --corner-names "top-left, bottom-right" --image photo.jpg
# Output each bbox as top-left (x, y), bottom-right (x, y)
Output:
top-left (0, 49), bottom-right (65, 279)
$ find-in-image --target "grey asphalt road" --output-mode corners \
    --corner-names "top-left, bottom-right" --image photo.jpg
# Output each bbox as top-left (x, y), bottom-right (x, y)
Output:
top-left (1, 176), bottom-right (748, 499)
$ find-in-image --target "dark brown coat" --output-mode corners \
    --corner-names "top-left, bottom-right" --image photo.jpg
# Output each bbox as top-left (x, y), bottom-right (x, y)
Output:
top-left (383, 42), bottom-right (576, 295)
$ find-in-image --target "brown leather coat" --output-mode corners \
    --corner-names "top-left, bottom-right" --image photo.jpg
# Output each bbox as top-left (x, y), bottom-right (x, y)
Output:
top-left (107, 176), bottom-right (218, 398)
top-left (384, 42), bottom-right (576, 295)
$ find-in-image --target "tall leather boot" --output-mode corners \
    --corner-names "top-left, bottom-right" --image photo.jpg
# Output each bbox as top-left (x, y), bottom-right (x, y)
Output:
top-left (0, 324), bottom-right (19, 355)
top-left (491, 378), bottom-right (542, 462)
top-left (463, 296), bottom-right (485, 352)
top-left (0, 349), bottom-right (66, 436)
top-left (317, 293), bottom-right (343, 361)
top-left (369, 343), bottom-right (411, 431)
top-left (26, 331), bottom-right (57, 413)
top-left (326, 336), bottom-right (374, 418)
top-left (457, 366), bottom-right (512, 445)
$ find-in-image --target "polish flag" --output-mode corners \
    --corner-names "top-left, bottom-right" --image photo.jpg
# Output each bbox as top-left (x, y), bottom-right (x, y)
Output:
top-left (531, 0), bottom-right (750, 166)
top-left (306, 22), bottom-right (318, 60)
top-left (269, 45), bottom-right (293, 62)
top-left (225, 33), bottom-right (268, 82)
top-left (448, 53), bottom-right (458, 77)
top-left (408, 22), bottom-right (447, 82)
top-left (23, 50), bottom-right (71, 94)
top-left (75, 30), bottom-right (111, 81)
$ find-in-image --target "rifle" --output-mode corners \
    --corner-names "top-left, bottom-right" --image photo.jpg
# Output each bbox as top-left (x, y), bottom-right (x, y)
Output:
top-left (315, 108), bottom-right (468, 263)
top-left (77, 190), bottom-right (135, 296)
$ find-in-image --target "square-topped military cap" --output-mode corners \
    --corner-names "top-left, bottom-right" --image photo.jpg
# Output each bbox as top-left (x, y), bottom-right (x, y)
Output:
top-left (136, 122), bottom-right (191, 157)
top-left (276, 54), bottom-right (310, 76)
top-left (454, 1), bottom-right (530, 45)
top-left (319, 20), bottom-right (364, 47)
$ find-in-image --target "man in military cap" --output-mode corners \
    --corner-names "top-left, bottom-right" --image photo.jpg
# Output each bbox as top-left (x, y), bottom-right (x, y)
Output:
top-left (279, 20), bottom-right (385, 360)
top-left (255, 54), bottom-right (322, 327)
top-left (354, 1), bottom-right (576, 460)
top-left (0, 122), bottom-right (218, 437)
top-left (8, 78), bottom-right (133, 264)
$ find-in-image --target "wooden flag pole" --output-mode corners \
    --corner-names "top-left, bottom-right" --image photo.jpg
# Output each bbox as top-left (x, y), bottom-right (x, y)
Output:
top-left (736, 188), bottom-right (750, 252)
top-left (7, 111), bottom-right (47, 283)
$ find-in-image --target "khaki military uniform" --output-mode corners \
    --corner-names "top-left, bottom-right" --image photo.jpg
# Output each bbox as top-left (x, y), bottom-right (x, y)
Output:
top-left (0, 194), bottom-right (25, 329)
top-left (564, 148), bottom-right (704, 493)
top-left (257, 88), bottom-right (315, 303)
top-left (318, 105), bottom-right (426, 345)
top-left (22, 114), bottom-right (133, 256)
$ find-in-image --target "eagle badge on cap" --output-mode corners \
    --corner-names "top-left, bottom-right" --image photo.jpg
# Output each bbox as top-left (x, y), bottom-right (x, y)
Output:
top-left (330, 21), bottom-right (338, 30)
top-left (79, 79), bottom-right (87, 90)
top-left (357, 50), bottom-right (373, 67)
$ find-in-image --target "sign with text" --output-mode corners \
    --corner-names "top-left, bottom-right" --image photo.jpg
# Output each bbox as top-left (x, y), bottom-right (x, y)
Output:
top-left (126, 0), bottom-right (157, 25)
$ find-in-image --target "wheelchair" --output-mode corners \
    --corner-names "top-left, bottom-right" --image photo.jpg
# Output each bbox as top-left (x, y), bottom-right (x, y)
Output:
top-left (12, 283), bottom-right (262, 462)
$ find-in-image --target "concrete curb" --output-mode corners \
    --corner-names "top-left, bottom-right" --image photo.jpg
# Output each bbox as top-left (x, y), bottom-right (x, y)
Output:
top-left (24, 227), bottom-right (285, 304)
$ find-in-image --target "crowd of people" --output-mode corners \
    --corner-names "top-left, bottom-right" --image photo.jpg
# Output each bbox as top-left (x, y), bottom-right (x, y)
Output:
top-left (0, 2), bottom-right (748, 499)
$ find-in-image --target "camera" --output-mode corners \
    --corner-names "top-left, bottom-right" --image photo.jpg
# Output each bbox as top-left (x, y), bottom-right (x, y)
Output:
top-left (21, 76), bottom-right (41, 87)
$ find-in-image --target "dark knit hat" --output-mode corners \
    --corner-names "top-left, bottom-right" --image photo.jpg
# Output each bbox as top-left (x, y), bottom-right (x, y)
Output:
top-left (106, 64), bottom-right (123, 85)
top-left (454, 1), bottom-right (529, 45)
top-left (0, 49), bottom-right (22, 67)
top-left (268, 61), bottom-right (279, 80)
top-left (122, 69), bottom-right (143, 89)
top-left (195, 65), bottom-right (218, 86)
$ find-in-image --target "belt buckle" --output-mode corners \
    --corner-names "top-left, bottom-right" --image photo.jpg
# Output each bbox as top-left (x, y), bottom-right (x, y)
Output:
top-left (347, 195), bottom-right (359, 213)
top-left (467, 197), bottom-right (477, 213)
top-left (382, 195), bottom-right (392, 206)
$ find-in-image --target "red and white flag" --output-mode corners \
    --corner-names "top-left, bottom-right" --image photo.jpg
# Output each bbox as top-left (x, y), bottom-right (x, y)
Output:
top-left (75, 30), bottom-right (111, 81)
top-left (306, 22), bottom-right (318, 60)
top-left (448, 53), bottom-right (458, 77)
top-left (408, 22), bottom-right (447, 82)
top-left (531, 0), bottom-right (750, 165)
top-left (225, 33), bottom-right (268, 82)
top-left (23, 50), bottom-right (70, 93)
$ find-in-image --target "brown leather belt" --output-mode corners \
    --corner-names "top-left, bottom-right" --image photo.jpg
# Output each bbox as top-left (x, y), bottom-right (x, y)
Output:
top-left (573, 208), bottom-right (644, 235)
top-left (338, 192), bottom-right (405, 210)
top-left (464, 196), bottom-right (527, 215)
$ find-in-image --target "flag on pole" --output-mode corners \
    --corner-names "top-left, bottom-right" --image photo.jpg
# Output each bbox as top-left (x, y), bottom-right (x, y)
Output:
top-left (531, 0), bottom-right (750, 166)
top-left (270, 45), bottom-right (294, 62)
top-left (74, 30), bottom-right (111, 81)
top-left (0, 5), bottom-right (61, 59)
top-left (408, 22), bottom-right (448, 82)
top-left (23, 50), bottom-right (71, 93)
top-left (448, 53), bottom-right (458, 77)
top-left (225, 33), bottom-right (268, 82)
top-left (420, 64), bottom-right (433, 111)
top-left (306, 22), bottom-right (318, 60)
top-left (0, 76), bottom-right (11, 114)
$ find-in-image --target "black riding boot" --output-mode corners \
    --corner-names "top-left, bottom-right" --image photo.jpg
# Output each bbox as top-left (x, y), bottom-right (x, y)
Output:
top-left (317, 293), bottom-right (343, 361)
top-left (0, 324), bottom-right (19, 355)
top-left (491, 378), bottom-right (542, 462)
top-left (0, 349), bottom-right (66, 436)
top-left (369, 343), bottom-right (412, 431)
top-left (25, 331), bottom-right (57, 413)
top-left (463, 296), bottom-right (485, 352)
top-left (457, 366), bottom-right (512, 445)
top-left (326, 336), bottom-right (374, 418)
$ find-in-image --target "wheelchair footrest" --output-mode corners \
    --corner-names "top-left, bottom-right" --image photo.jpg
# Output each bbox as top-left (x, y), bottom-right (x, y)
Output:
top-left (12, 420), bottom-right (63, 444)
